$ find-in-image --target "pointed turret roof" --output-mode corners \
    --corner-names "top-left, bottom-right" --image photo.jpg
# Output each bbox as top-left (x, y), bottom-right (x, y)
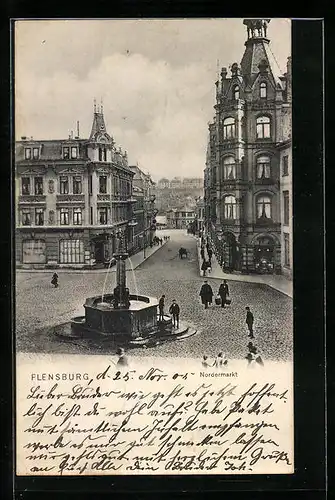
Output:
top-left (89, 100), bottom-right (112, 142)
top-left (240, 19), bottom-right (283, 88)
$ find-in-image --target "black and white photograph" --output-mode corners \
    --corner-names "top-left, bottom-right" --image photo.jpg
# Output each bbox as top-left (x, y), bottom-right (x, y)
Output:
top-left (14, 18), bottom-right (295, 476)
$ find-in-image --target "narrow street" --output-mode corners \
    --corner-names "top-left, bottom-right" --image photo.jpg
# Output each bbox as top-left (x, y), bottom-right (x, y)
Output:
top-left (16, 230), bottom-right (293, 361)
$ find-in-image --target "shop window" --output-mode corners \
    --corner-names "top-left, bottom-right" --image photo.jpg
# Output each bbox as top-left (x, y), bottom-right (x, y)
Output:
top-left (256, 116), bottom-right (271, 139)
top-left (34, 177), bottom-right (43, 195)
top-left (59, 239), bottom-right (84, 264)
top-left (256, 155), bottom-right (271, 179)
top-left (21, 177), bottom-right (30, 195)
top-left (22, 239), bottom-right (46, 264)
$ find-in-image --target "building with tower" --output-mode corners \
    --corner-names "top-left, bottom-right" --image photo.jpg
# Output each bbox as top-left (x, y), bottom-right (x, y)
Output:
top-left (15, 102), bottom-right (138, 268)
top-left (204, 19), bottom-right (292, 276)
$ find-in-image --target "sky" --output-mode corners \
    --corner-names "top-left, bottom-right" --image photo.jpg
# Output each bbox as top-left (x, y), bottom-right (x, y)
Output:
top-left (15, 18), bottom-right (291, 181)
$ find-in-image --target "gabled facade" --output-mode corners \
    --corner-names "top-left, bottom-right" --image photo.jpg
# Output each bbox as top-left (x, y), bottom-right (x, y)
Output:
top-left (15, 104), bottom-right (136, 268)
top-left (204, 19), bottom-right (292, 275)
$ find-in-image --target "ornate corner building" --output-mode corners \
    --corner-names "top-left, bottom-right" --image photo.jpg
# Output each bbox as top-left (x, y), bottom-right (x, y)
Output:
top-left (15, 103), bottom-right (156, 268)
top-left (204, 19), bottom-right (292, 278)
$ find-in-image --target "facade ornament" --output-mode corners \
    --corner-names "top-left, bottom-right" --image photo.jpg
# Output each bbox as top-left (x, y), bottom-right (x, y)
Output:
top-left (48, 180), bottom-right (55, 194)
top-left (48, 210), bottom-right (55, 225)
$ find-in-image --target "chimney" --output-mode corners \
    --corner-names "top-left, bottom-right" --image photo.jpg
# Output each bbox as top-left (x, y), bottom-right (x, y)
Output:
top-left (75, 120), bottom-right (80, 139)
top-left (21, 136), bottom-right (27, 140)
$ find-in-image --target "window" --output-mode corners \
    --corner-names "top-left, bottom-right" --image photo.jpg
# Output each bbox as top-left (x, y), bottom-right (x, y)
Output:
top-left (256, 116), bottom-right (271, 139)
top-left (256, 195), bottom-right (272, 219)
top-left (59, 239), bottom-right (84, 264)
top-left (73, 176), bottom-right (82, 194)
top-left (88, 175), bottom-right (92, 195)
top-left (224, 195), bottom-right (237, 219)
top-left (90, 207), bottom-right (93, 225)
top-left (256, 155), bottom-right (271, 179)
top-left (24, 148), bottom-right (31, 160)
top-left (34, 177), bottom-right (43, 195)
top-left (233, 85), bottom-right (240, 100)
top-left (260, 82), bottom-right (267, 98)
top-left (60, 208), bottom-right (69, 225)
top-left (71, 147), bottom-right (77, 159)
top-left (21, 210), bottom-right (31, 226)
top-left (284, 233), bottom-right (290, 267)
top-left (103, 148), bottom-right (107, 162)
top-left (73, 208), bottom-right (82, 225)
top-left (21, 177), bottom-right (30, 195)
top-left (99, 176), bottom-right (107, 194)
top-left (99, 207), bottom-right (108, 225)
top-left (35, 208), bottom-right (44, 226)
top-left (22, 239), bottom-right (46, 264)
top-left (223, 117), bottom-right (235, 140)
top-left (63, 147), bottom-right (70, 159)
top-left (283, 190), bottom-right (289, 225)
top-left (223, 156), bottom-right (236, 180)
top-left (60, 176), bottom-right (69, 194)
top-left (99, 148), bottom-right (103, 161)
top-left (33, 147), bottom-right (39, 159)
top-left (282, 155), bottom-right (289, 176)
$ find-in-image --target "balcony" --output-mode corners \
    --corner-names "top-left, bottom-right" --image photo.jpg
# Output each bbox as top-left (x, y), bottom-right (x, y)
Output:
top-left (56, 194), bottom-right (85, 205)
top-left (97, 194), bottom-right (111, 202)
top-left (18, 195), bottom-right (46, 205)
top-left (255, 177), bottom-right (275, 186)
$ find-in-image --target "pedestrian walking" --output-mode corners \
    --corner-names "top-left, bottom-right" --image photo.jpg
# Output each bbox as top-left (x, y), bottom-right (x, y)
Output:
top-left (200, 247), bottom-right (205, 260)
top-left (214, 352), bottom-right (228, 369)
top-left (158, 295), bottom-right (165, 321)
top-left (218, 280), bottom-right (229, 308)
top-left (207, 247), bottom-right (213, 263)
top-left (245, 306), bottom-right (254, 338)
top-left (201, 259), bottom-right (209, 277)
top-left (199, 280), bottom-right (213, 309)
top-left (169, 299), bottom-right (180, 329)
top-left (116, 347), bottom-right (129, 367)
top-left (51, 272), bottom-right (59, 288)
top-left (201, 355), bottom-right (214, 369)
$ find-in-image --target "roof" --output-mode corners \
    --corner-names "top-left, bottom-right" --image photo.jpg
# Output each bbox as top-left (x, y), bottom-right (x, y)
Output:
top-left (240, 38), bottom-right (283, 88)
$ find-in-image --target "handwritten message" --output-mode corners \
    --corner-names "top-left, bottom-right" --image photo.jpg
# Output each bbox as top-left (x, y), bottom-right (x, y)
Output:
top-left (16, 354), bottom-right (294, 475)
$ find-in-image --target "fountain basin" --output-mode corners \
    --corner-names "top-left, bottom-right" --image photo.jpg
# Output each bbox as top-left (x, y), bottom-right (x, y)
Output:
top-left (71, 294), bottom-right (159, 339)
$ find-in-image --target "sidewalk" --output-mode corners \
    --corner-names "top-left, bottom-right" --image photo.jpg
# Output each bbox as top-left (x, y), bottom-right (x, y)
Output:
top-left (196, 240), bottom-right (293, 298)
top-left (17, 241), bottom-right (167, 274)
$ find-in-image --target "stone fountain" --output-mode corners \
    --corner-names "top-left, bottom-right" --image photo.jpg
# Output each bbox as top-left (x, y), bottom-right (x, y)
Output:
top-left (70, 230), bottom-right (194, 345)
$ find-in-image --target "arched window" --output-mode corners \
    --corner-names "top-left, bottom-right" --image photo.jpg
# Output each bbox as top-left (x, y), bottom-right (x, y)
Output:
top-left (260, 82), bottom-right (267, 98)
top-left (224, 195), bottom-right (237, 219)
top-left (233, 85), bottom-right (240, 100)
top-left (223, 156), bottom-right (236, 180)
top-left (223, 117), bottom-right (235, 140)
top-left (256, 116), bottom-right (271, 139)
top-left (256, 195), bottom-right (272, 219)
top-left (256, 155), bottom-right (271, 179)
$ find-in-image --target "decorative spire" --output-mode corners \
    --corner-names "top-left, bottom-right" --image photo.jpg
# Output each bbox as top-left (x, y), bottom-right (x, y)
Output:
top-left (243, 19), bottom-right (271, 40)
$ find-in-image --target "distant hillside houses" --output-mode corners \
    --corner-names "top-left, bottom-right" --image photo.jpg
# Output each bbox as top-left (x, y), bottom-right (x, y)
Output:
top-left (157, 177), bottom-right (203, 190)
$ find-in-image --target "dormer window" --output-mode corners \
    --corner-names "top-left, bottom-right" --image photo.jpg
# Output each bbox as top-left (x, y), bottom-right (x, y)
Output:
top-left (63, 147), bottom-right (70, 159)
top-left (260, 82), bottom-right (267, 98)
top-left (24, 148), bottom-right (31, 160)
top-left (33, 147), bottom-right (39, 159)
top-left (233, 85), bottom-right (240, 100)
top-left (71, 147), bottom-right (78, 159)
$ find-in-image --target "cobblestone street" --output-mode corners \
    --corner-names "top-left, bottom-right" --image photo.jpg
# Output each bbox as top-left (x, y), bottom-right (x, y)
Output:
top-left (16, 230), bottom-right (293, 361)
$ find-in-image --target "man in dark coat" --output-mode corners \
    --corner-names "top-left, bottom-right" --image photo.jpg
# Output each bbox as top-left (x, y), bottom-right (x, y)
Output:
top-left (200, 247), bottom-right (205, 260)
top-left (218, 280), bottom-right (229, 308)
top-left (201, 259), bottom-right (209, 277)
top-left (245, 306), bottom-right (254, 338)
top-left (159, 295), bottom-right (165, 321)
top-left (169, 299), bottom-right (180, 329)
top-left (207, 247), bottom-right (213, 263)
top-left (199, 280), bottom-right (213, 309)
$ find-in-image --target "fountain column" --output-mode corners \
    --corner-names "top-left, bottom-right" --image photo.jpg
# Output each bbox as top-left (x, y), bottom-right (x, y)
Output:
top-left (113, 230), bottom-right (130, 309)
